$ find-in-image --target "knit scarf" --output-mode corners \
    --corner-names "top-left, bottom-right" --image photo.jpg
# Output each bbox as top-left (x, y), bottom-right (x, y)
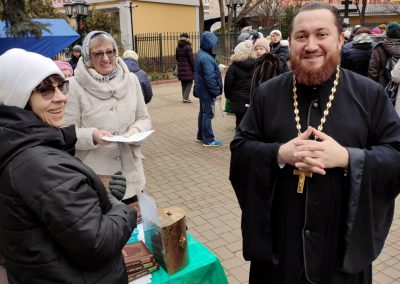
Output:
top-left (74, 57), bottom-right (130, 100)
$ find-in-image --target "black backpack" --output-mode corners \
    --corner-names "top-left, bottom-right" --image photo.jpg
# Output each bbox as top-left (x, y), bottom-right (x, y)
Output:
top-left (384, 55), bottom-right (399, 82)
top-left (384, 80), bottom-right (399, 106)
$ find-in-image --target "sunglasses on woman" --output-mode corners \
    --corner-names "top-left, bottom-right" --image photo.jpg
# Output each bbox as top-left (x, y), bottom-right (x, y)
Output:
top-left (32, 79), bottom-right (69, 100)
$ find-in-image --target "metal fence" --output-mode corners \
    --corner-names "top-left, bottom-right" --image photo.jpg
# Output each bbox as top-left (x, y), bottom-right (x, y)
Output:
top-left (133, 13), bottom-right (399, 74)
top-left (134, 31), bottom-right (239, 74)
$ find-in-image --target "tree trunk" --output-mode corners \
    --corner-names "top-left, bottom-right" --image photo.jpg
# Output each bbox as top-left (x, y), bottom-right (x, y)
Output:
top-left (218, 0), bottom-right (225, 30)
top-left (199, 0), bottom-right (204, 33)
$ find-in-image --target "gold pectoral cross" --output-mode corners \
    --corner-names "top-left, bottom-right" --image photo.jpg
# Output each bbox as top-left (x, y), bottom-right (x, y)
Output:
top-left (293, 169), bottom-right (313, 194)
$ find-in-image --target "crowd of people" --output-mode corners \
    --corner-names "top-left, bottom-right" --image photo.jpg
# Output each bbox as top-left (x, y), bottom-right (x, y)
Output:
top-left (0, 3), bottom-right (400, 283)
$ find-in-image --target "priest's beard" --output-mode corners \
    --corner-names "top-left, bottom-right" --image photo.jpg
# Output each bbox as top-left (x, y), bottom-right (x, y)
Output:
top-left (290, 50), bottom-right (340, 86)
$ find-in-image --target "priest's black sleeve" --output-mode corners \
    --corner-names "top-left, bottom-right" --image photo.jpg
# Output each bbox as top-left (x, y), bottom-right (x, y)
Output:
top-left (341, 82), bottom-right (400, 273)
top-left (230, 89), bottom-right (281, 261)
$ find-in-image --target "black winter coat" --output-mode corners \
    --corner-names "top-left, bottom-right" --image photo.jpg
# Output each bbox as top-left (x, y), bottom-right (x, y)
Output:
top-left (0, 106), bottom-right (136, 284)
top-left (271, 41), bottom-right (289, 73)
top-left (341, 41), bottom-right (373, 76)
top-left (176, 39), bottom-right (195, 81)
top-left (123, 58), bottom-right (153, 104)
top-left (224, 52), bottom-right (256, 113)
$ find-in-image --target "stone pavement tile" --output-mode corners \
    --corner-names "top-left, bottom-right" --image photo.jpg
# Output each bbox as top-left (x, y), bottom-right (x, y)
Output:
top-left (222, 257), bottom-right (247, 270)
top-left (382, 266), bottom-right (400, 280)
top-left (204, 238), bottom-right (228, 250)
top-left (229, 266), bottom-right (250, 282)
top-left (220, 231), bottom-right (241, 243)
top-left (213, 246), bottom-right (235, 260)
top-left (226, 240), bottom-right (243, 253)
top-left (227, 275), bottom-right (242, 284)
top-left (374, 272), bottom-right (394, 284)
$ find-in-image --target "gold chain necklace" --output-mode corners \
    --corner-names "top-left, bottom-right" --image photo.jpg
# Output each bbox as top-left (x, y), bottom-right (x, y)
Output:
top-left (293, 65), bottom-right (340, 136)
top-left (292, 65), bottom-right (340, 194)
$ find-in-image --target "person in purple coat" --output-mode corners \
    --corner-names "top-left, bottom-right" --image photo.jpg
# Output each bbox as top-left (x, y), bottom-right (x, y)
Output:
top-left (176, 33), bottom-right (195, 103)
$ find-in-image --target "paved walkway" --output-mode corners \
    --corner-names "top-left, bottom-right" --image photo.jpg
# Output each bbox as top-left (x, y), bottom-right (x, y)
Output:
top-left (142, 80), bottom-right (400, 284)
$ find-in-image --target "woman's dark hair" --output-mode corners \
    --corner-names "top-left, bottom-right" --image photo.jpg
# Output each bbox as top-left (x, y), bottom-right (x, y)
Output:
top-left (354, 27), bottom-right (371, 36)
top-left (250, 53), bottom-right (284, 99)
top-left (289, 2), bottom-right (342, 37)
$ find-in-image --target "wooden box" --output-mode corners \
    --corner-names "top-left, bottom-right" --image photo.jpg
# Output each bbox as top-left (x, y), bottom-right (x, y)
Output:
top-left (149, 206), bottom-right (188, 274)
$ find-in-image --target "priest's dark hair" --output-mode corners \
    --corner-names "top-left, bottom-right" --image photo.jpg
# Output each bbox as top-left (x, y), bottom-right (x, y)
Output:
top-left (289, 2), bottom-right (343, 36)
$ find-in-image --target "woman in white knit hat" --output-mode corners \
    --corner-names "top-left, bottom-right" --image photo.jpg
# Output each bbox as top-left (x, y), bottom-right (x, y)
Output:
top-left (269, 29), bottom-right (289, 68)
top-left (0, 48), bottom-right (136, 283)
top-left (64, 31), bottom-right (152, 212)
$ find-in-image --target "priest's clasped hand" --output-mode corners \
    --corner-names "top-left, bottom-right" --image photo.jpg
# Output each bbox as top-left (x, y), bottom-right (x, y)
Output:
top-left (293, 128), bottom-right (349, 175)
top-left (278, 127), bottom-right (349, 175)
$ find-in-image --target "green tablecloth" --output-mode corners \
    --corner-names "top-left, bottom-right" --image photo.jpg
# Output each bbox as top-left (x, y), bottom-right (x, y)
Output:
top-left (150, 234), bottom-right (228, 284)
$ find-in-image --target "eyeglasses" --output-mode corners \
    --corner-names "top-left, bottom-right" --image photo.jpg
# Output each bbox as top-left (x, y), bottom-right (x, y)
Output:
top-left (91, 49), bottom-right (116, 61)
top-left (32, 79), bottom-right (69, 100)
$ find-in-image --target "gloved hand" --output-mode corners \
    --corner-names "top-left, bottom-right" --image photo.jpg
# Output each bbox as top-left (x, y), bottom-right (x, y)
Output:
top-left (106, 189), bottom-right (122, 207)
top-left (109, 171), bottom-right (126, 200)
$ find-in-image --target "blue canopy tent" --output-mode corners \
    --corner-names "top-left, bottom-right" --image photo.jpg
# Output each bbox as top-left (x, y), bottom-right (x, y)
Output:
top-left (0, 19), bottom-right (80, 58)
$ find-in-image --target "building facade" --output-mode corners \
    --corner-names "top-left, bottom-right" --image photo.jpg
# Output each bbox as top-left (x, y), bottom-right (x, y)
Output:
top-left (53, 0), bottom-right (200, 50)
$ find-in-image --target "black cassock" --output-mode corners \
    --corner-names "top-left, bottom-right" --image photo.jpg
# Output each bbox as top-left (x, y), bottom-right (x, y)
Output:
top-left (230, 69), bottom-right (400, 284)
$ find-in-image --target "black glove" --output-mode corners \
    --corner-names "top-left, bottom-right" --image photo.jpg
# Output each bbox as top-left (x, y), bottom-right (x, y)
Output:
top-left (107, 189), bottom-right (122, 207)
top-left (109, 171), bottom-right (126, 201)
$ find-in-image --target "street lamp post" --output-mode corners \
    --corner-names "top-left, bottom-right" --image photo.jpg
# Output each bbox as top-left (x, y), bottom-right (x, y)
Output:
top-left (226, 0), bottom-right (244, 46)
top-left (126, 1), bottom-right (139, 51)
top-left (63, 0), bottom-right (89, 42)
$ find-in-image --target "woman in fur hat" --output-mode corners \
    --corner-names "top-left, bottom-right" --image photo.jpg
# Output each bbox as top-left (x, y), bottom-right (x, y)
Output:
top-left (224, 40), bottom-right (257, 128)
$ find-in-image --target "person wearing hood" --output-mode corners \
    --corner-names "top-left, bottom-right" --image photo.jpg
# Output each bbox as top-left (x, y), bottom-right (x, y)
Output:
top-left (68, 44), bottom-right (82, 70)
top-left (368, 22), bottom-right (400, 86)
top-left (64, 31), bottom-right (152, 210)
top-left (224, 40), bottom-right (257, 128)
top-left (175, 32), bottom-right (195, 103)
top-left (341, 27), bottom-right (374, 77)
top-left (194, 31), bottom-right (223, 147)
top-left (0, 48), bottom-right (136, 283)
top-left (122, 50), bottom-right (153, 104)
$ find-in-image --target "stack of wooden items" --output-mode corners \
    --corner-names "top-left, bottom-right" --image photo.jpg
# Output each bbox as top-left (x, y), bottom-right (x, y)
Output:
top-left (122, 240), bottom-right (159, 281)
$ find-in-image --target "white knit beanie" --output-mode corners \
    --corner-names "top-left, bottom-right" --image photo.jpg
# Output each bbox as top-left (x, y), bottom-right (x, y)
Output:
top-left (0, 48), bottom-right (64, 108)
top-left (234, 40), bottom-right (253, 54)
top-left (122, 50), bottom-right (139, 61)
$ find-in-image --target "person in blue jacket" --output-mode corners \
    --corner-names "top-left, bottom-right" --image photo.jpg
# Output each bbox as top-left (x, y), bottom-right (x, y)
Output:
top-left (123, 50), bottom-right (153, 104)
top-left (194, 31), bottom-right (223, 147)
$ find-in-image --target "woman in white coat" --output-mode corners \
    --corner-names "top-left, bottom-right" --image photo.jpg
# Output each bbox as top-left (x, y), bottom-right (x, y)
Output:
top-left (64, 31), bottom-right (152, 207)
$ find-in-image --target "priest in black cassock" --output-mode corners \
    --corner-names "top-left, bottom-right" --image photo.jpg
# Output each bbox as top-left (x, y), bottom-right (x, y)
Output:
top-left (230, 2), bottom-right (400, 284)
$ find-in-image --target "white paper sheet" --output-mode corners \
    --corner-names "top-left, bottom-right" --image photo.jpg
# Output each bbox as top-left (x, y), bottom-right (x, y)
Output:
top-left (129, 274), bottom-right (152, 284)
top-left (102, 130), bottom-right (154, 143)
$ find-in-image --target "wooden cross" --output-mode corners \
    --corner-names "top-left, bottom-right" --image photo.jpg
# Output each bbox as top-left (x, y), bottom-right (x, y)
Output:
top-left (293, 169), bottom-right (313, 194)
